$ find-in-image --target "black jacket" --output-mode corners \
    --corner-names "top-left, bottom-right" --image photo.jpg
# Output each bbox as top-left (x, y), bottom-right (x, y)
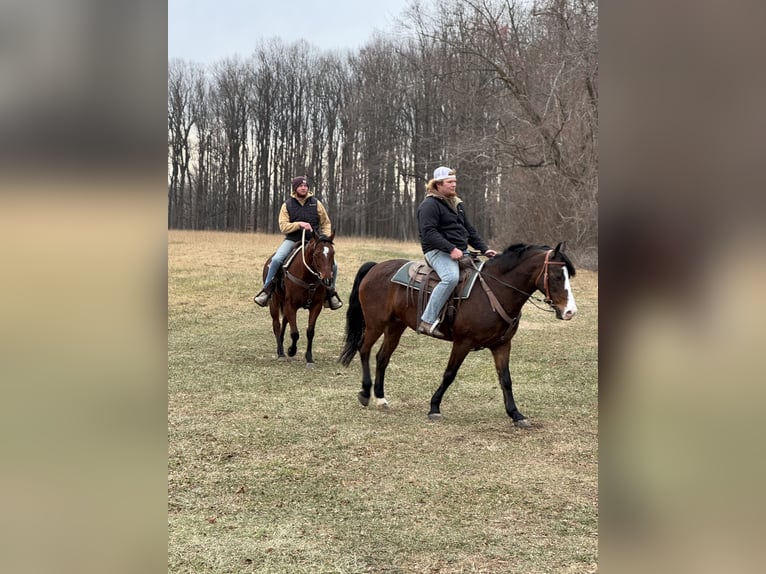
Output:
top-left (417, 195), bottom-right (489, 255)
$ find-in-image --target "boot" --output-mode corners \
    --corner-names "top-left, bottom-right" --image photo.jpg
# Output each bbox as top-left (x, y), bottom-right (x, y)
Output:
top-left (254, 283), bottom-right (275, 307)
top-left (417, 319), bottom-right (445, 338)
top-left (325, 289), bottom-right (343, 310)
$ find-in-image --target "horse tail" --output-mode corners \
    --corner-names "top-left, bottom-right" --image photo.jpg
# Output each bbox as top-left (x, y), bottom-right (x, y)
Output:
top-left (339, 261), bottom-right (377, 366)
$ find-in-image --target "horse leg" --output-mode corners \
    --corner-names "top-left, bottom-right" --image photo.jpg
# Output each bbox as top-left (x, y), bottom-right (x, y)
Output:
top-left (428, 343), bottom-right (471, 421)
top-left (285, 304), bottom-right (300, 357)
top-left (370, 323), bottom-right (406, 409)
top-left (272, 304), bottom-right (285, 359)
top-left (357, 325), bottom-right (384, 407)
top-left (303, 302), bottom-right (323, 367)
top-left (490, 342), bottom-right (530, 428)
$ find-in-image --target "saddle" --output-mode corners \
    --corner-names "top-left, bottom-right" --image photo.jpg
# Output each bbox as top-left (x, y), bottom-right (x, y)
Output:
top-left (391, 256), bottom-right (484, 329)
top-left (391, 257), bottom-right (483, 298)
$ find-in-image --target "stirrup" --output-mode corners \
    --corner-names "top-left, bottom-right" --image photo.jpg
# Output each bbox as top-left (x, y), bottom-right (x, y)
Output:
top-left (254, 287), bottom-right (272, 307)
top-left (326, 293), bottom-right (343, 310)
top-left (417, 320), bottom-right (445, 338)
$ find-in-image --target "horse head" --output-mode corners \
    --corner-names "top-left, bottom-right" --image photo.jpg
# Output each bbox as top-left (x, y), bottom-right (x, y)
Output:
top-left (310, 229), bottom-right (336, 287)
top-left (535, 242), bottom-right (578, 321)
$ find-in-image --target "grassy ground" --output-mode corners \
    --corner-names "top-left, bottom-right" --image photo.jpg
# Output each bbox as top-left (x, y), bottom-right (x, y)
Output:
top-left (168, 230), bottom-right (598, 573)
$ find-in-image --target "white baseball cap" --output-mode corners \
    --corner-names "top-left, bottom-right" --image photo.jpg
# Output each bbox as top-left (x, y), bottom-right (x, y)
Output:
top-left (433, 166), bottom-right (455, 181)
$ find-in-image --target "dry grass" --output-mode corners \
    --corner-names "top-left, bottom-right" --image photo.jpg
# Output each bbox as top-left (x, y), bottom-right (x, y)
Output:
top-left (168, 230), bottom-right (598, 573)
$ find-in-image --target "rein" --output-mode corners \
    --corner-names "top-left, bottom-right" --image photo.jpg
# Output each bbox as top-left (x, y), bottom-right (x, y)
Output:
top-left (478, 249), bottom-right (563, 314)
top-left (283, 228), bottom-right (322, 306)
top-left (300, 227), bottom-right (322, 279)
top-left (284, 228), bottom-right (335, 308)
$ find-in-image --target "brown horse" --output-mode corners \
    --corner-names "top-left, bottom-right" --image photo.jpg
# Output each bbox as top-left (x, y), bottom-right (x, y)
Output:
top-left (339, 242), bottom-right (577, 426)
top-left (263, 230), bottom-right (336, 366)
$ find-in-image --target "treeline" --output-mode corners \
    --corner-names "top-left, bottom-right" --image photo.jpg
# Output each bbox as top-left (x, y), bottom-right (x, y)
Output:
top-left (168, 0), bottom-right (598, 264)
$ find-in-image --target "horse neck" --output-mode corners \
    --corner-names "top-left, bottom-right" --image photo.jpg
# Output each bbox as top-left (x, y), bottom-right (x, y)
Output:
top-left (289, 242), bottom-right (317, 279)
top-left (489, 250), bottom-right (546, 307)
top-left (291, 242), bottom-right (332, 280)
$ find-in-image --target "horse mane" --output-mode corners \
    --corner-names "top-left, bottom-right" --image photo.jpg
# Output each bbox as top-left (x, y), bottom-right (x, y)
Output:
top-left (490, 243), bottom-right (576, 277)
top-left (307, 233), bottom-right (334, 246)
top-left (305, 234), bottom-right (334, 249)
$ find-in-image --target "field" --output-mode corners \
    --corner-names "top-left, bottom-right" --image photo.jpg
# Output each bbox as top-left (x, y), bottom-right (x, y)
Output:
top-left (168, 230), bottom-right (598, 573)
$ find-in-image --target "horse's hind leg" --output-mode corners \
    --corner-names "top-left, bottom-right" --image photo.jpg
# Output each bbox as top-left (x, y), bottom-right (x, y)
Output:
top-left (372, 323), bottom-right (407, 408)
top-left (490, 342), bottom-right (530, 428)
top-left (357, 325), bottom-right (384, 407)
top-left (428, 343), bottom-right (471, 420)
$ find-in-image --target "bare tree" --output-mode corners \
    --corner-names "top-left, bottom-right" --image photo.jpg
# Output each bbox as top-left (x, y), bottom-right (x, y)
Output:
top-left (167, 0), bottom-right (597, 262)
top-left (168, 59), bottom-right (196, 228)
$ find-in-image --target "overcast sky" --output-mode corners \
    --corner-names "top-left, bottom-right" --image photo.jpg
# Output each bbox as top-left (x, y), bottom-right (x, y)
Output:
top-left (168, 0), bottom-right (414, 64)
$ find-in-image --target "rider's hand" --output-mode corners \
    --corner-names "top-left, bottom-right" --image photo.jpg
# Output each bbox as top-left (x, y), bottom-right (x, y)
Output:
top-left (450, 248), bottom-right (463, 260)
top-left (299, 222), bottom-right (313, 231)
top-left (484, 249), bottom-right (497, 257)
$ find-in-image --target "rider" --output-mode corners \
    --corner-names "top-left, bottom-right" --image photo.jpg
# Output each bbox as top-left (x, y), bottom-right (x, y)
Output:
top-left (254, 175), bottom-right (342, 310)
top-left (416, 166), bottom-right (497, 337)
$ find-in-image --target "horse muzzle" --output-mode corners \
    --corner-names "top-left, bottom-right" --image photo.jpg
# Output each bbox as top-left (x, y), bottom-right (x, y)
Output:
top-left (553, 304), bottom-right (577, 321)
top-left (560, 309), bottom-right (576, 321)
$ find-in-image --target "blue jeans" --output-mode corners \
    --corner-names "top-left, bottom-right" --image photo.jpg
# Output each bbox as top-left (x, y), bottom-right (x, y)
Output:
top-left (262, 239), bottom-right (338, 290)
top-left (421, 249), bottom-right (461, 324)
top-left (262, 239), bottom-right (297, 288)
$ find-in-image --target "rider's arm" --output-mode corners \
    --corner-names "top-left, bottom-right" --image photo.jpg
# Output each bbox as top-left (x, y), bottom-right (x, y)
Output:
top-left (316, 201), bottom-right (332, 237)
top-left (278, 202), bottom-right (302, 234)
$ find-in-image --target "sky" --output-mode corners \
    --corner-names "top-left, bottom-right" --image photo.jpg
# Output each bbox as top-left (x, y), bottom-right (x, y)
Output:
top-left (168, 0), bottom-right (415, 65)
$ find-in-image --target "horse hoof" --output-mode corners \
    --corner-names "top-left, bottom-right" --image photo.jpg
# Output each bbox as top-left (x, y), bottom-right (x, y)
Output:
top-left (306, 362), bottom-right (315, 369)
top-left (375, 397), bottom-right (389, 409)
top-left (514, 418), bottom-right (532, 429)
top-left (428, 413), bottom-right (443, 421)
top-left (288, 349), bottom-right (297, 357)
top-left (358, 392), bottom-right (370, 407)
top-left (277, 355), bottom-right (287, 361)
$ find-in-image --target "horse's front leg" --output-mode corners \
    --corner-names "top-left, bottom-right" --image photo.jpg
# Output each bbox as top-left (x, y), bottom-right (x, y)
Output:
top-left (303, 302), bottom-right (323, 367)
top-left (428, 343), bottom-right (470, 421)
top-left (271, 304), bottom-right (285, 359)
top-left (284, 304), bottom-right (300, 357)
top-left (357, 325), bottom-right (382, 407)
top-left (490, 342), bottom-right (530, 428)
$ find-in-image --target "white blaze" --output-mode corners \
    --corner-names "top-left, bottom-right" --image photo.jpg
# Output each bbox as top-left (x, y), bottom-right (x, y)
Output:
top-left (562, 268), bottom-right (577, 319)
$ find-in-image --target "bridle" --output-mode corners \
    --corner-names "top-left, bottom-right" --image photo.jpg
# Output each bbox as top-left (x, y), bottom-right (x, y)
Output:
top-left (283, 228), bottom-right (334, 308)
top-left (300, 227), bottom-right (323, 279)
top-left (478, 249), bottom-right (565, 313)
top-left (534, 249), bottom-right (567, 306)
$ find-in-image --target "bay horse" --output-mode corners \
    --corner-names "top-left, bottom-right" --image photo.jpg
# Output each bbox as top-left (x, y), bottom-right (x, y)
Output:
top-left (263, 230), bottom-right (336, 367)
top-left (339, 242), bottom-right (577, 426)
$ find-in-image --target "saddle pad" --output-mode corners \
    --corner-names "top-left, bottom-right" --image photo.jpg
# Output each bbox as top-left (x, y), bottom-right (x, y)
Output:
top-left (391, 260), bottom-right (484, 299)
top-left (282, 245), bottom-right (303, 268)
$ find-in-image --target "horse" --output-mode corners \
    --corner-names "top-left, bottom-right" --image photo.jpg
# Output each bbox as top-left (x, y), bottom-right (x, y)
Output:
top-left (262, 230), bottom-right (336, 367)
top-left (339, 242), bottom-right (577, 426)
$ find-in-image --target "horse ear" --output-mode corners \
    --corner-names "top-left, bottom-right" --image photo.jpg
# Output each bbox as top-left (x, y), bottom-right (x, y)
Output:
top-left (553, 241), bottom-right (566, 255)
top-left (328, 230), bottom-right (335, 242)
top-left (312, 229), bottom-right (321, 241)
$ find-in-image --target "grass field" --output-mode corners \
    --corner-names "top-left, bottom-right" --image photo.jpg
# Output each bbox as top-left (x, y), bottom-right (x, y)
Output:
top-left (168, 230), bottom-right (598, 573)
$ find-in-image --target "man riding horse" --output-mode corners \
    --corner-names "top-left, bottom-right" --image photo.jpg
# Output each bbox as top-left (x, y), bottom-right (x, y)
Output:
top-left (254, 175), bottom-right (342, 310)
top-left (417, 166), bottom-right (497, 337)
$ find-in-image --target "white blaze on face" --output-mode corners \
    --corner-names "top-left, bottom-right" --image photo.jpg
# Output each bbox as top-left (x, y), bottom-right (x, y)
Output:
top-left (323, 246), bottom-right (330, 258)
top-left (562, 267), bottom-right (577, 319)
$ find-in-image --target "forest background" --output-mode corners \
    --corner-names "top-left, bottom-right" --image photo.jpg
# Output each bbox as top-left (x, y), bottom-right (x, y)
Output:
top-left (168, 0), bottom-right (598, 267)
